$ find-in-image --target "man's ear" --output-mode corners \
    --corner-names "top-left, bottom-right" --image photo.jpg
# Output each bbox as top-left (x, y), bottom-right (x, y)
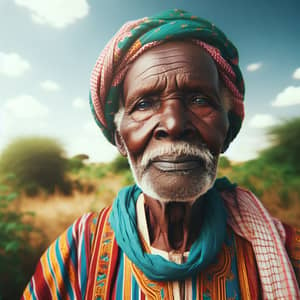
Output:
top-left (114, 130), bottom-right (127, 157)
top-left (221, 119), bottom-right (232, 153)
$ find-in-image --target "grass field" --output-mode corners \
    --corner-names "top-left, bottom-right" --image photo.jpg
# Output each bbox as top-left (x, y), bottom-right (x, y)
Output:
top-left (18, 165), bottom-right (300, 251)
top-left (18, 172), bottom-right (124, 245)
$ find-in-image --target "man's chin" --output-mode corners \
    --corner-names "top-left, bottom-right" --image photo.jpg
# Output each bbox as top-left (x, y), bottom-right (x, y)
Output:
top-left (138, 171), bottom-right (215, 203)
top-left (127, 149), bottom-right (218, 203)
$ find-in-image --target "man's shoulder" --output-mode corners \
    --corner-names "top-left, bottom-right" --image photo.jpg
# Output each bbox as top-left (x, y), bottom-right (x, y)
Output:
top-left (73, 206), bottom-right (112, 239)
top-left (229, 185), bottom-right (300, 284)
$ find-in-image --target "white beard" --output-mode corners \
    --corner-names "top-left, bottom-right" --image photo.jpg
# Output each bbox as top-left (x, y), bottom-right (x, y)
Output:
top-left (125, 142), bottom-right (218, 203)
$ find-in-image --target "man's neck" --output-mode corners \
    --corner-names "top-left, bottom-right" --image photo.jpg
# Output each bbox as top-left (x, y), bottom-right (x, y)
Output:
top-left (143, 195), bottom-right (204, 253)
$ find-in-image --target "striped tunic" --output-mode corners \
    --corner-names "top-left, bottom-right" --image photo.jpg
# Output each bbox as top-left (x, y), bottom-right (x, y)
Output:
top-left (22, 213), bottom-right (97, 300)
top-left (22, 207), bottom-right (300, 299)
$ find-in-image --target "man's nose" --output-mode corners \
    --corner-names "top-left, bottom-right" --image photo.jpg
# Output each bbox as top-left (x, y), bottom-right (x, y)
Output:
top-left (154, 99), bottom-right (195, 140)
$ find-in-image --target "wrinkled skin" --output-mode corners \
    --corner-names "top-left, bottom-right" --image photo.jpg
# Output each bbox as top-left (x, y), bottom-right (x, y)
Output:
top-left (116, 41), bottom-right (230, 252)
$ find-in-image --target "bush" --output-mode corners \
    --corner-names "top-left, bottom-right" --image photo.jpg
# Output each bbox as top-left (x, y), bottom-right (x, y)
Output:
top-left (261, 117), bottom-right (300, 175)
top-left (0, 137), bottom-right (69, 195)
top-left (67, 158), bottom-right (84, 173)
top-left (79, 163), bottom-right (109, 180)
top-left (218, 156), bottom-right (231, 169)
top-left (123, 170), bottom-right (135, 185)
top-left (0, 175), bottom-right (36, 299)
top-left (110, 155), bottom-right (130, 173)
top-left (67, 154), bottom-right (89, 174)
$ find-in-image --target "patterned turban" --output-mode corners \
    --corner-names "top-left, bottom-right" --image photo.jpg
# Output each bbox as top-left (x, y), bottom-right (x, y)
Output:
top-left (90, 9), bottom-right (245, 148)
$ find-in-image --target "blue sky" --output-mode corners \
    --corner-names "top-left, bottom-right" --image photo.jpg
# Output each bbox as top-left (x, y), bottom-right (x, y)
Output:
top-left (0, 0), bottom-right (299, 162)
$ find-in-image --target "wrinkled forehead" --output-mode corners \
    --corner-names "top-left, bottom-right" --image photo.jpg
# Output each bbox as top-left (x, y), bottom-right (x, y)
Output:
top-left (123, 41), bottom-right (220, 99)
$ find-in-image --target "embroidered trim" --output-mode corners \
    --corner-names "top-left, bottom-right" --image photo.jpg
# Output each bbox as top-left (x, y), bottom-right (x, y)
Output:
top-left (128, 235), bottom-right (171, 299)
top-left (129, 255), bottom-right (170, 299)
top-left (85, 206), bottom-right (118, 300)
top-left (199, 244), bottom-right (231, 299)
top-left (123, 253), bottom-right (132, 299)
top-left (234, 235), bottom-right (252, 300)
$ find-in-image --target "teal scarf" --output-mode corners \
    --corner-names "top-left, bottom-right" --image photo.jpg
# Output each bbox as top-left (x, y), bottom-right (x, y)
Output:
top-left (109, 178), bottom-right (235, 281)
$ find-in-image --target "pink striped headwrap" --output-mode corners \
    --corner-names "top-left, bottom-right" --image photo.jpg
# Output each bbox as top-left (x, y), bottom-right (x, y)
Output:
top-left (90, 9), bottom-right (245, 148)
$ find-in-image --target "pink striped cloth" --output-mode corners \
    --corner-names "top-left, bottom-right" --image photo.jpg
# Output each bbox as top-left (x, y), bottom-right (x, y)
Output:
top-left (222, 187), bottom-right (300, 299)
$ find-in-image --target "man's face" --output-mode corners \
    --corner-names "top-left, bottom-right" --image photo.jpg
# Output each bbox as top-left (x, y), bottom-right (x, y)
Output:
top-left (117, 41), bottom-right (229, 202)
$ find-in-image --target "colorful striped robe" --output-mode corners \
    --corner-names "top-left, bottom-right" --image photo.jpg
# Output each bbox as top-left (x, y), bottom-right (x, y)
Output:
top-left (22, 206), bottom-right (300, 300)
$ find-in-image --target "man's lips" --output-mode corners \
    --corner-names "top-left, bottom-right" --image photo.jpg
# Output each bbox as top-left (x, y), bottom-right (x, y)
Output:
top-left (150, 157), bottom-right (202, 172)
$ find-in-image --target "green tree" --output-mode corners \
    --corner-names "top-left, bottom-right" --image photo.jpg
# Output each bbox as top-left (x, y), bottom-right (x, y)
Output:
top-left (67, 154), bottom-right (89, 173)
top-left (261, 117), bottom-right (300, 175)
top-left (218, 156), bottom-right (231, 169)
top-left (110, 155), bottom-right (130, 173)
top-left (0, 137), bottom-right (70, 195)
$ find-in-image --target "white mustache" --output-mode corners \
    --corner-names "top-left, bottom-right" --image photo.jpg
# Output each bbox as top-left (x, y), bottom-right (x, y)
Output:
top-left (140, 142), bottom-right (214, 169)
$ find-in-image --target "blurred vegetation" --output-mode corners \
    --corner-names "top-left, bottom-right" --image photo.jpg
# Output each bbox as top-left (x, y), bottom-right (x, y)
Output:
top-left (260, 118), bottom-right (300, 175)
top-left (0, 175), bottom-right (42, 300)
top-left (109, 155), bottom-right (134, 185)
top-left (0, 137), bottom-right (71, 196)
top-left (218, 117), bottom-right (300, 210)
top-left (218, 156), bottom-right (231, 169)
top-left (77, 163), bottom-right (109, 180)
top-left (110, 155), bottom-right (130, 173)
top-left (67, 154), bottom-right (89, 173)
top-left (0, 118), bottom-right (299, 298)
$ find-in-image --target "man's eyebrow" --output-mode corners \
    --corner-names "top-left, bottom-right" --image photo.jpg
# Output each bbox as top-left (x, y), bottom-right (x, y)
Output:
top-left (124, 78), bottom-right (162, 104)
top-left (127, 86), bottom-right (161, 102)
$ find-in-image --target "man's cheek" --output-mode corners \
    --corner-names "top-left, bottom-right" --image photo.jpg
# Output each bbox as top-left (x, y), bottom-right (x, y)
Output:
top-left (120, 116), bottom-right (160, 154)
top-left (188, 114), bottom-right (226, 154)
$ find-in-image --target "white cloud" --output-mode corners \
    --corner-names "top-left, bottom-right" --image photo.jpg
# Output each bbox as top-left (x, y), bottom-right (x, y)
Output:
top-left (272, 86), bottom-right (300, 107)
top-left (15, 0), bottom-right (89, 29)
top-left (66, 135), bottom-right (119, 162)
top-left (0, 97), bottom-right (50, 153)
top-left (225, 134), bottom-right (269, 161)
top-left (225, 119), bottom-right (271, 162)
top-left (3, 95), bottom-right (49, 118)
top-left (40, 80), bottom-right (60, 91)
top-left (292, 68), bottom-right (300, 80)
top-left (72, 97), bottom-right (88, 109)
top-left (65, 120), bottom-right (118, 162)
top-left (246, 62), bottom-right (262, 72)
top-left (248, 114), bottom-right (278, 128)
top-left (0, 52), bottom-right (30, 77)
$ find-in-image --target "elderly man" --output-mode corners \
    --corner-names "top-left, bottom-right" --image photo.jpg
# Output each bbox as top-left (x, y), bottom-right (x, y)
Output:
top-left (23, 9), bottom-right (300, 299)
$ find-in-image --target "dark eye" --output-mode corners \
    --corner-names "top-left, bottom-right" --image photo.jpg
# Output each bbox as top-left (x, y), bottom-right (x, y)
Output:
top-left (190, 96), bottom-right (210, 106)
top-left (133, 97), bottom-right (158, 111)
